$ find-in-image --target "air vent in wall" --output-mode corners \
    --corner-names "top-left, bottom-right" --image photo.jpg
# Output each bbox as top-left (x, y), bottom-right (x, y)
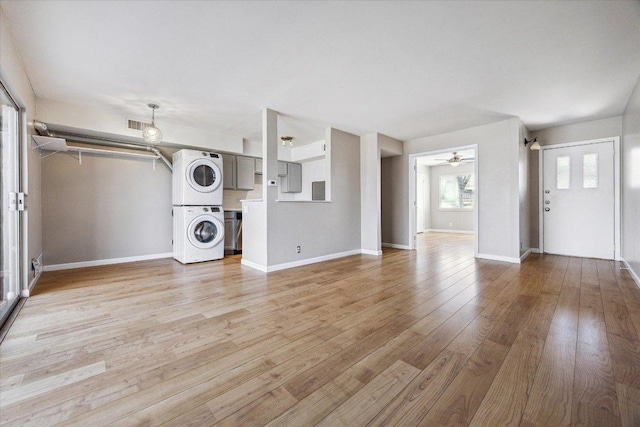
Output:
top-left (127, 119), bottom-right (151, 131)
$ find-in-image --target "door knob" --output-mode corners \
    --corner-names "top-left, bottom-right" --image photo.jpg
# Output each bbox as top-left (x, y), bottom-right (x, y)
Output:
top-left (545, 190), bottom-right (550, 194)
top-left (545, 200), bottom-right (550, 205)
top-left (544, 207), bottom-right (550, 212)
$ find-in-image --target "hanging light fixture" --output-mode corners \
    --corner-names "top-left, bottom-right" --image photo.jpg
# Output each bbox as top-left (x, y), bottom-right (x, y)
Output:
top-left (142, 103), bottom-right (162, 143)
top-left (281, 136), bottom-right (293, 146)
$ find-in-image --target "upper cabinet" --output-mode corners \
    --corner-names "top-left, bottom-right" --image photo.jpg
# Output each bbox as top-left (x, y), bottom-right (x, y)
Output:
top-left (236, 156), bottom-right (255, 190)
top-left (222, 154), bottom-right (255, 190)
top-left (282, 162), bottom-right (302, 193)
top-left (222, 154), bottom-right (236, 190)
top-left (278, 161), bottom-right (288, 177)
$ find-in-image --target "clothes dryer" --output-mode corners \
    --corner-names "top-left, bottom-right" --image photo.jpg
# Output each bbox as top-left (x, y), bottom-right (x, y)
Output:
top-left (173, 149), bottom-right (223, 206)
top-left (173, 206), bottom-right (225, 264)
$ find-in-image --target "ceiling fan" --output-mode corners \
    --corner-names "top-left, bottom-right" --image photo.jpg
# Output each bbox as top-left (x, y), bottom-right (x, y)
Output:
top-left (434, 152), bottom-right (475, 167)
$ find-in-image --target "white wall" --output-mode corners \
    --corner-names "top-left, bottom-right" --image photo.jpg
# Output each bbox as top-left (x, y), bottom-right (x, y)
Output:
top-left (360, 134), bottom-right (380, 254)
top-left (428, 163), bottom-right (475, 232)
top-left (416, 164), bottom-right (430, 232)
top-left (534, 116), bottom-right (623, 146)
top-left (519, 123), bottom-right (531, 254)
top-left (622, 76), bottom-right (640, 283)
top-left (383, 118), bottom-right (522, 261)
top-left (0, 8), bottom-right (41, 289)
top-left (530, 116), bottom-right (623, 248)
top-left (361, 133), bottom-right (403, 254)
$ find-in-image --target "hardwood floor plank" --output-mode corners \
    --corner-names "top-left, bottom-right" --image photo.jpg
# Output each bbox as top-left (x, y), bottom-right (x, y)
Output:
top-left (521, 285), bottom-right (580, 426)
top-left (417, 339), bottom-right (510, 426)
top-left (2, 233), bottom-right (639, 426)
top-left (571, 272), bottom-right (620, 426)
top-left (316, 360), bottom-right (419, 426)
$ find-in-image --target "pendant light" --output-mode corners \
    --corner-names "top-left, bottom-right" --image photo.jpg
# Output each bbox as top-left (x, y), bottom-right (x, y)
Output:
top-left (142, 103), bottom-right (162, 143)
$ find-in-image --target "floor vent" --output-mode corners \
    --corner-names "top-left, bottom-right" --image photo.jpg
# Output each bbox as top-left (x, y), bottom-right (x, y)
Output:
top-left (127, 119), bottom-right (151, 131)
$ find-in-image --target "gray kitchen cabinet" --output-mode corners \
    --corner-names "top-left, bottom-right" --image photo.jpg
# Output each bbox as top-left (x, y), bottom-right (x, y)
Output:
top-left (236, 156), bottom-right (255, 190)
top-left (281, 162), bottom-right (302, 193)
top-left (278, 161), bottom-right (287, 177)
top-left (222, 154), bottom-right (236, 190)
top-left (255, 158), bottom-right (262, 174)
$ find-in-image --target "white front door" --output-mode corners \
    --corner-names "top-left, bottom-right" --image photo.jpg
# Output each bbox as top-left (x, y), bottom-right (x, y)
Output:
top-left (542, 141), bottom-right (615, 259)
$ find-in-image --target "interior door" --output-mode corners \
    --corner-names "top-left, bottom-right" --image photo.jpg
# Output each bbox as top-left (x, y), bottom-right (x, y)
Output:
top-left (0, 84), bottom-right (21, 324)
top-left (542, 141), bottom-right (614, 259)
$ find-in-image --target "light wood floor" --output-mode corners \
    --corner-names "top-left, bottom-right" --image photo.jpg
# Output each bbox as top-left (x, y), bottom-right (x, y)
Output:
top-left (1, 232), bottom-right (640, 426)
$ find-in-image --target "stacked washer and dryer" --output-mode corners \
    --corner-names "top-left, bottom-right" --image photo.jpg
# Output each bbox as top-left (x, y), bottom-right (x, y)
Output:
top-left (172, 149), bottom-right (225, 264)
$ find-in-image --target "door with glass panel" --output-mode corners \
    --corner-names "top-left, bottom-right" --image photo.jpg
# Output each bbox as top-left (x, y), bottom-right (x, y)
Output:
top-left (0, 83), bottom-right (20, 325)
top-left (542, 141), bottom-right (614, 259)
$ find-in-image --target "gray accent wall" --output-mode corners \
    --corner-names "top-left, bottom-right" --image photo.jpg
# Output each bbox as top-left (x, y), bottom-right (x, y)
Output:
top-left (42, 152), bottom-right (172, 265)
top-left (622, 76), bottom-right (640, 281)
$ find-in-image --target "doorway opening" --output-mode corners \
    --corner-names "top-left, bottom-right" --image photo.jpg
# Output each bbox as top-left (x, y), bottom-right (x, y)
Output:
top-left (409, 145), bottom-right (478, 256)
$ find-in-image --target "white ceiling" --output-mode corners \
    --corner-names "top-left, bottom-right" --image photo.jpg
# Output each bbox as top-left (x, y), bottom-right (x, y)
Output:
top-left (2, 1), bottom-right (639, 142)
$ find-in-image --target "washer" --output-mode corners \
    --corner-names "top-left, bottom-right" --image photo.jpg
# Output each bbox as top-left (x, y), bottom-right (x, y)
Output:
top-left (173, 149), bottom-right (223, 206)
top-left (173, 206), bottom-right (225, 264)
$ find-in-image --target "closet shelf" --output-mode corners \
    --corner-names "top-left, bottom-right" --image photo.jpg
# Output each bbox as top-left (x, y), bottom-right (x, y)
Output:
top-left (32, 135), bottom-right (160, 161)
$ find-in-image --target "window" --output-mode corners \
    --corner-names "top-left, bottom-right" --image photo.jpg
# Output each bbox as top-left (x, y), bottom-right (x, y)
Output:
top-left (439, 174), bottom-right (474, 209)
top-left (583, 153), bottom-right (598, 188)
top-left (556, 156), bottom-right (570, 189)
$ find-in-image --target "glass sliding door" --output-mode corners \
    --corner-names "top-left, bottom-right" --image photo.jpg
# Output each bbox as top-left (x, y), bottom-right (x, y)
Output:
top-left (0, 83), bottom-right (21, 327)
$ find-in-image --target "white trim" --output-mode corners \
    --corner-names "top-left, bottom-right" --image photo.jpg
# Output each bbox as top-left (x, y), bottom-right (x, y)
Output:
top-left (361, 249), bottom-right (383, 256)
top-left (382, 242), bottom-right (412, 250)
top-left (241, 249), bottom-right (363, 273)
top-left (43, 252), bottom-right (173, 271)
top-left (538, 137), bottom-right (621, 260)
top-left (520, 248), bottom-right (532, 262)
top-left (531, 248), bottom-right (542, 254)
top-left (408, 145), bottom-right (479, 258)
top-left (426, 229), bottom-right (475, 235)
top-left (476, 253), bottom-right (521, 264)
top-left (621, 258), bottom-right (640, 289)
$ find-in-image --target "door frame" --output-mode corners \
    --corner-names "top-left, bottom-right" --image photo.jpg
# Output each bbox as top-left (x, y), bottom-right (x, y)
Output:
top-left (408, 144), bottom-right (479, 257)
top-left (538, 136), bottom-right (621, 260)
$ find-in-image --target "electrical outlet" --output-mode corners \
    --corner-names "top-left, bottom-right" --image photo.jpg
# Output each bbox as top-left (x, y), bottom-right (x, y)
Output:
top-left (296, 246), bottom-right (301, 253)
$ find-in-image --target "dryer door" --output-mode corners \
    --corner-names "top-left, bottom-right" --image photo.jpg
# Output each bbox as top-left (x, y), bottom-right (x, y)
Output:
top-left (187, 215), bottom-right (224, 249)
top-left (186, 159), bottom-right (223, 193)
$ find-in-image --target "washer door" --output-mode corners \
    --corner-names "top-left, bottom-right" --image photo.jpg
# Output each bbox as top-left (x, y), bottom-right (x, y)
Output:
top-left (186, 158), bottom-right (222, 193)
top-left (187, 215), bottom-right (224, 249)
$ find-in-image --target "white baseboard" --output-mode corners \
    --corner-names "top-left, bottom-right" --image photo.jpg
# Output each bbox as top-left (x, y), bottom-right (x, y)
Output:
top-left (520, 249), bottom-right (532, 262)
top-left (476, 253), bottom-right (521, 264)
top-left (426, 229), bottom-right (475, 235)
top-left (43, 252), bottom-right (173, 272)
top-left (621, 257), bottom-right (640, 289)
top-left (242, 249), bottom-right (363, 273)
top-left (531, 248), bottom-right (542, 254)
top-left (382, 243), bottom-right (411, 250)
top-left (361, 249), bottom-right (383, 256)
